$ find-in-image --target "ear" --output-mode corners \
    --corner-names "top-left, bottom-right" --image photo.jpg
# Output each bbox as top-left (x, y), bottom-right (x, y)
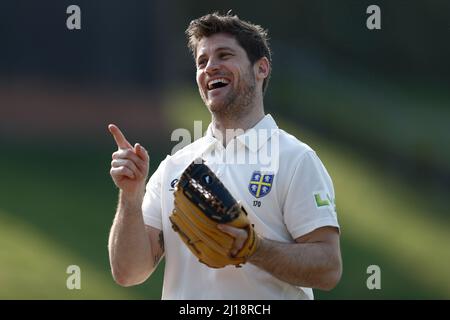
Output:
top-left (254, 57), bottom-right (270, 81)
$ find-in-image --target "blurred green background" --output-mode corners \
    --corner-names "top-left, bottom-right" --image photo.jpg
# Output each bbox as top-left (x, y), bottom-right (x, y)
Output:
top-left (1, 0), bottom-right (449, 299)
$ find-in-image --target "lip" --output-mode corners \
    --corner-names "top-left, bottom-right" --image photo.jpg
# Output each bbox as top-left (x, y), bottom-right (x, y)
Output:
top-left (205, 76), bottom-right (232, 92)
top-left (206, 85), bottom-right (229, 99)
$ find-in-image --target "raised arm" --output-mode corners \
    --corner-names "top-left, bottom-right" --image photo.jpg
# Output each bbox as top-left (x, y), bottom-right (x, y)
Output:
top-left (107, 124), bottom-right (164, 287)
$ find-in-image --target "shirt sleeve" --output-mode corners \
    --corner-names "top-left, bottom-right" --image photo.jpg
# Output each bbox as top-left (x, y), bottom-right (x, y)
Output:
top-left (142, 157), bottom-right (168, 230)
top-left (283, 151), bottom-right (339, 239)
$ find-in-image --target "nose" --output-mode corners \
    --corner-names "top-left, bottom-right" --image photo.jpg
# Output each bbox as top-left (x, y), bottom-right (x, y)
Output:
top-left (204, 57), bottom-right (220, 75)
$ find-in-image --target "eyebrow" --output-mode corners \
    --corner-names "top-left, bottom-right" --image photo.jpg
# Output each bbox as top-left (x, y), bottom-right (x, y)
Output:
top-left (197, 46), bottom-right (236, 62)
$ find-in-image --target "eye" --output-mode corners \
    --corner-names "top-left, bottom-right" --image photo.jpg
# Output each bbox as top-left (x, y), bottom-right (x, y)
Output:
top-left (220, 53), bottom-right (232, 59)
top-left (197, 59), bottom-right (206, 68)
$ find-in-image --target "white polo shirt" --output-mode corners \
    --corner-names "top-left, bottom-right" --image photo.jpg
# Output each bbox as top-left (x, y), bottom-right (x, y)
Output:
top-left (142, 114), bottom-right (339, 300)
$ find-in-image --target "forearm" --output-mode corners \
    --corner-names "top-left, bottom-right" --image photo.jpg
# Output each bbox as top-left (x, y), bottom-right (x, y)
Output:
top-left (108, 191), bottom-right (152, 286)
top-left (249, 238), bottom-right (342, 290)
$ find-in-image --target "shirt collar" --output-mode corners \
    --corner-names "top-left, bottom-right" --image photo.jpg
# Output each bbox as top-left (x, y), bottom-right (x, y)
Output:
top-left (236, 114), bottom-right (278, 153)
top-left (203, 114), bottom-right (278, 154)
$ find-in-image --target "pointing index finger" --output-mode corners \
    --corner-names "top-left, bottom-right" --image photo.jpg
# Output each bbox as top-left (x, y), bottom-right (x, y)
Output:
top-left (108, 124), bottom-right (133, 149)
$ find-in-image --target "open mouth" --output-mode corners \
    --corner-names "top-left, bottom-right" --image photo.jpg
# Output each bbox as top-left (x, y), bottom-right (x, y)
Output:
top-left (207, 78), bottom-right (230, 91)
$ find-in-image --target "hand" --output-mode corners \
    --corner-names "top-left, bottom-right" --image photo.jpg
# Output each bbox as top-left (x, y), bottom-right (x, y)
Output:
top-left (109, 124), bottom-right (149, 201)
top-left (217, 224), bottom-right (249, 257)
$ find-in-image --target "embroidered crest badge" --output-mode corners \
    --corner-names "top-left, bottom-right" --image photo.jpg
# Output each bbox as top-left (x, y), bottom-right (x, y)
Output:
top-left (248, 171), bottom-right (274, 198)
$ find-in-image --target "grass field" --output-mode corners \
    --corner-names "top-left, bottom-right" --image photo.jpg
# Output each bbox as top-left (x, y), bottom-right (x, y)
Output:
top-left (0, 89), bottom-right (449, 299)
top-left (0, 142), bottom-right (164, 299)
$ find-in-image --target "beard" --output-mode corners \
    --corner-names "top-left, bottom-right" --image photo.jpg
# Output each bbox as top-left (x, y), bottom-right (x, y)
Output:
top-left (200, 68), bottom-right (256, 120)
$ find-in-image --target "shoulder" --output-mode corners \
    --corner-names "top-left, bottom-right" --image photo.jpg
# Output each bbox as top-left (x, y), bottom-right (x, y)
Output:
top-left (276, 129), bottom-right (333, 188)
top-left (276, 128), bottom-right (316, 161)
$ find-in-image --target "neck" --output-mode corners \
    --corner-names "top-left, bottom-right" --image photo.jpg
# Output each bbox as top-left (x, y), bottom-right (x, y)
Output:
top-left (211, 102), bottom-right (265, 147)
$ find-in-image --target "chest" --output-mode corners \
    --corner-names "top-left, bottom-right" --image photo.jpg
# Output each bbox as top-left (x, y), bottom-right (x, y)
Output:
top-left (160, 161), bottom-right (291, 241)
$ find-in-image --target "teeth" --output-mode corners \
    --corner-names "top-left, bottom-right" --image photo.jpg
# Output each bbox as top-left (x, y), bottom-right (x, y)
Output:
top-left (207, 78), bottom-right (230, 90)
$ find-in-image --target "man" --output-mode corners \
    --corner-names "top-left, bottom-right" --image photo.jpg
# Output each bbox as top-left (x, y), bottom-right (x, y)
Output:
top-left (108, 12), bottom-right (342, 299)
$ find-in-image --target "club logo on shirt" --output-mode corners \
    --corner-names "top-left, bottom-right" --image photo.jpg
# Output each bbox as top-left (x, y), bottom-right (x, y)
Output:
top-left (248, 171), bottom-right (274, 198)
top-left (313, 191), bottom-right (336, 211)
top-left (169, 178), bottom-right (179, 191)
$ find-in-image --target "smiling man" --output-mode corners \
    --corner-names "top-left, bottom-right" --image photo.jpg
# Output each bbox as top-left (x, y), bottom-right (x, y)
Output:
top-left (108, 12), bottom-right (342, 299)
